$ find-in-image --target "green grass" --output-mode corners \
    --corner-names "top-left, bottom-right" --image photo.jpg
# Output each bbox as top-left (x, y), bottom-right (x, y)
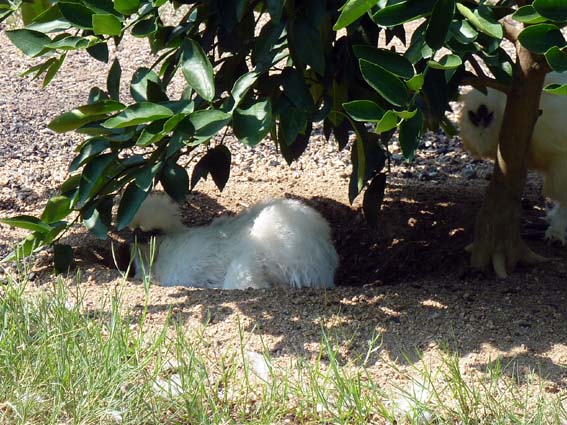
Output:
top-left (0, 270), bottom-right (565, 424)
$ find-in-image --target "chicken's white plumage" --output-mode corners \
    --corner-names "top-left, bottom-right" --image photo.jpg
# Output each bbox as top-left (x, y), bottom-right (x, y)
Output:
top-left (459, 72), bottom-right (567, 244)
top-left (129, 194), bottom-right (339, 289)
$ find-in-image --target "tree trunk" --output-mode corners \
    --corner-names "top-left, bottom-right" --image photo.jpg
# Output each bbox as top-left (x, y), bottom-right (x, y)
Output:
top-left (470, 43), bottom-right (548, 278)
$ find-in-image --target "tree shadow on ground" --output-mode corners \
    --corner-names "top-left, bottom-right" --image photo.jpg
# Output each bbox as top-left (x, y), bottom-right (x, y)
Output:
top-left (102, 181), bottom-right (567, 384)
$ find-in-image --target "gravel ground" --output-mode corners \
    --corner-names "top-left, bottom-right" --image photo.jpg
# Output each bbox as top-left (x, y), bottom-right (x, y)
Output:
top-left (1, 24), bottom-right (567, 403)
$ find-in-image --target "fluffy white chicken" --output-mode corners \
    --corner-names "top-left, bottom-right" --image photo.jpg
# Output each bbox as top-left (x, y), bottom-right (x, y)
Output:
top-left (128, 193), bottom-right (339, 289)
top-left (459, 72), bottom-right (567, 244)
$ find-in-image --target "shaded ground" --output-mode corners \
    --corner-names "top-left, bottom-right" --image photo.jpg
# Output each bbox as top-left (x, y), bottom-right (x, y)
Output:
top-left (1, 27), bottom-right (566, 399)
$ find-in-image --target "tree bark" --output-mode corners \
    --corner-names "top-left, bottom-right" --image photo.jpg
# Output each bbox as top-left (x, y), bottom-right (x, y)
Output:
top-left (470, 43), bottom-right (549, 277)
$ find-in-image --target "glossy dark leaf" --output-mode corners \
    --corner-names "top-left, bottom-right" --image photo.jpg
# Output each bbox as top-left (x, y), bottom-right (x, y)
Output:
top-left (103, 103), bottom-right (173, 128)
top-left (107, 58), bottom-right (121, 101)
top-left (5, 29), bottom-right (51, 57)
top-left (160, 163), bottom-right (189, 202)
top-left (41, 196), bottom-right (71, 223)
top-left (0, 215), bottom-right (52, 233)
top-left (363, 173), bottom-right (387, 227)
top-left (399, 108), bottom-right (423, 160)
top-left (53, 244), bottom-right (74, 274)
top-left (181, 39), bottom-right (215, 101)
top-left (114, 0), bottom-right (139, 15)
top-left (343, 100), bottom-right (385, 122)
top-left (425, 0), bottom-right (455, 50)
top-left (58, 2), bottom-right (94, 29)
top-left (519, 24), bottom-right (566, 54)
top-left (92, 13), bottom-right (122, 36)
top-left (281, 67), bottom-right (315, 112)
top-left (290, 16), bottom-right (325, 75)
top-left (334, 0), bottom-right (376, 30)
top-left (280, 123), bottom-right (312, 165)
top-left (372, 0), bottom-right (436, 27)
top-left (234, 99), bottom-right (272, 147)
top-left (82, 196), bottom-right (113, 239)
top-left (545, 46), bottom-right (567, 72)
top-left (191, 146), bottom-right (231, 192)
top-left (353, 45), bottom-right (414, 79)
top-left (87, 42), bottom-right (109, 63)
top-left (77, 153), bottom-right (115, 207)
top-left (533, 0), bottom-right (567, 22)
top-left (359, 59), bottom-right (409, 107)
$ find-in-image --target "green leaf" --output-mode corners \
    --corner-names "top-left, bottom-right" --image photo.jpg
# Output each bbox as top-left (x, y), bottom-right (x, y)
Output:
top-left (279, 104), bottom-right (309, 145)
top-left (353, 45), bottom-right (414, 79)
top-left (281, 67), bottom-right (315, 112)
top-left (58, 2), bottom-right (94, 29)
top-left (231, 71), bottom-right (260, 109)
top-left (266, 0), bottom-right (285, 23)
top-left (512, 5), bottom-right (547, 24)
top-left (406, 73), bottom-right (424, 91)
top-left (107, 58), bottom-right (121, 101)
top-left (87, 42), bottom-right (109, 63)
top-left (117, 182), bottom-right (150, 230)
top-left (427, 54), bottom-right (462, 70)
top-left (425, 0), bottom-right (455, 50)
top-left (399, 109), bottom-right (423, 160)
top-left (26, 5), bottom-right (71, 33)
top-left (334, 0), bottom-right (376, 30)
top-left (545, 47), bottom-right (567, 72)
top-left (188, 109), bottom-right (231, 144)
top-left (46, 36), bottom-right (89, 50)
top-left (393, 109), bottom-right (418, 119)
top-left (181, 39), bottom-right (215, 102)
top-left (233, 99), bottom-right (272, 146)
top-left (41, 196), bottom-right (71, 223)
top-left (114, 0), bottom-right (140, 15)
top-left (70, 138), bottom-right (110, 171)
top-left (375, 110), bottom-right (398, 133)
top-left (131, 67), bottom-right (160, 103)
top-left (291, 16), bottom-right (325, 75)
top-left (533, 0), bottom-right (567, 22)
top-left (359, 59), bottom-right (409, 107)
top-left (146, 80), bottom-right (168, 103)
top-left (544, 83), bottom-right (567, 95)
top-left (132, 17), bottom-right (157, 37)
top-left (456, 3), bottom-right (503, 39)
top-left (102, 103), bottom-right (174, 128)
top-left (342, 100), bottom-right (385, 122)
top-left (372, 0), bottom-right (437, 27)
top-left (191, 146), bottom-right (232, 192)
top-left (362, 173), bottom-right (387, 227)
top-left (49, 100), bottom-right (125, 132)
top-left (0, 215), bottom-right (52, 233)
top-left (53, 244), bottom-right (74, 274)
top-left (92, 13), bottom-right (122, 36)
top-left (136, 120), bottom-right (167, 147)
top-left (280, 123), bottom-right (312, 165)
top-left (77, 153), bottom-right (115, 207)
top-left (82, 196), bottom-right (113, 239)
top-left (21, 0), bottom-right (50, 25)
top-left (449, 20), bottom-right (478, 43)
top-left (42, 53), bottom-right (65, 87)
top-left (160, 163), bottom-right (189, 202)
top-left (519, 24), bottom-right (566, 54)
top-left (6, 29), bottom-right (51, 57)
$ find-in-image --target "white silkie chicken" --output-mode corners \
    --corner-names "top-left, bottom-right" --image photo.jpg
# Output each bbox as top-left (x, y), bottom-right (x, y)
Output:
top-left (459, 72), bottom-right (567, 244)
top-left (128, 193), bottom-right (339, 289)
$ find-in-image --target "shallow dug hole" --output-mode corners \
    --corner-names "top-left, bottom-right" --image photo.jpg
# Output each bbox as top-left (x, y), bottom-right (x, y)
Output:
top-left (1, 28), bottom-right (567, 399)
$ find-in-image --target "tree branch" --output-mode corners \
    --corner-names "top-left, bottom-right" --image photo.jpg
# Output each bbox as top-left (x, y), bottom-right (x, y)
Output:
top-left (502, 19), bottom-right (521, 43)
top-left (462, 72), bottom-right (511, 94)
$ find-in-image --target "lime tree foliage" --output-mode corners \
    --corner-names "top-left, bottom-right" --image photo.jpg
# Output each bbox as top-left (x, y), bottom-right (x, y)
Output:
top-left (1, 0), bottom-right (566, 276)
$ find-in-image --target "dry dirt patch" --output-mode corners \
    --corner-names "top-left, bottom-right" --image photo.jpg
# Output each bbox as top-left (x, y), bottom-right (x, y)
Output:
top-left (1, 28), bottom-right (566, 397)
